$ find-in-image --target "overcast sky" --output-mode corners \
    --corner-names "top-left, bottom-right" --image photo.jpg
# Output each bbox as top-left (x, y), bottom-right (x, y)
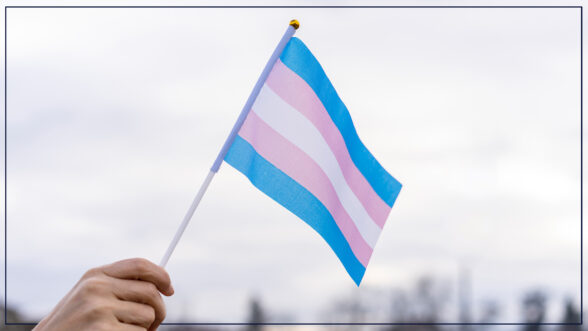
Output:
top-left (1, 4), bottom-right (582, 325)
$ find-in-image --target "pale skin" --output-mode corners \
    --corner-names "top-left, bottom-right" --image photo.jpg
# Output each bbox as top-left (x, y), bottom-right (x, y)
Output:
top-left (33, 258), bottom-right (174, 331)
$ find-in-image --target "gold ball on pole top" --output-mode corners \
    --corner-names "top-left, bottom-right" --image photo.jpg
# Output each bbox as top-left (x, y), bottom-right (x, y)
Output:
top-left (289, 19), bottom-right (300, 30)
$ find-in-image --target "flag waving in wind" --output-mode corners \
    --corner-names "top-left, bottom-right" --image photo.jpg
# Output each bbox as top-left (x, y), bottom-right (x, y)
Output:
top-left (224, 37), bottom-right (402, 285)
top-left (159, 21), bottom-right (402, 287)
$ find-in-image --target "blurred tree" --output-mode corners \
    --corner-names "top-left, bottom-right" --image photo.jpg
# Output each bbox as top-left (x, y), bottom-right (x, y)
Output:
top-left (475, 300), bottom-right (500, 331)
top-left (246, 296), bottom-right (266, 331)
top-left (387, 276), bottom-right (450, 331)
top-left (521, 290), bottom-right (547, 331)
top-left (330, 295), bottom-right (369, 330)
top-left (0, 301), bottom-right (34, 331)
top-left (478, 300), bottom-right (500, 323)
top-left (458, 265), bottom-right (473, 331)
top-left (558, 298), bottom-right (581, 331)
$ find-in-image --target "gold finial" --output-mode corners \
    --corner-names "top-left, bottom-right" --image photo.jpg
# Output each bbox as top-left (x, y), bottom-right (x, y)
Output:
top-left (289, 19), bottom-right (300, 30)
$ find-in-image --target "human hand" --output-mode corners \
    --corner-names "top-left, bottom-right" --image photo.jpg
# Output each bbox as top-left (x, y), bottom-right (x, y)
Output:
top-left (34, 258), bottom-right (174, 331)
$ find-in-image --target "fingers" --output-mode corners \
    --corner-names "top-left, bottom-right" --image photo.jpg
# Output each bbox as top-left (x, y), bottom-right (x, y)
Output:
top-left (111, 278), bottom-right (166, 330)
top-left (101, 258), bottom-right (174, 296)
top-left (85, 258), bottom-right (172, 330)
top-left (113, 300), bottom-right (155, 329)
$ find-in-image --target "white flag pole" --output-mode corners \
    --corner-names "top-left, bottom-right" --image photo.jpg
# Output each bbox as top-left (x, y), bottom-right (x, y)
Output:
top-left (159, 20), bottom-right (300, 268)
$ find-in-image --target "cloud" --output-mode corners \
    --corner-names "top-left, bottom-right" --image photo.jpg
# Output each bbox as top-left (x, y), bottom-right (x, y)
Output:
top-left (3, 6), bottom-right (581, 323)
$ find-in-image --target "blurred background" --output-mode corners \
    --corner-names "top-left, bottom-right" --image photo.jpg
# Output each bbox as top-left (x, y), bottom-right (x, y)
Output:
top-left (0, 4), bottom-right (582, 329)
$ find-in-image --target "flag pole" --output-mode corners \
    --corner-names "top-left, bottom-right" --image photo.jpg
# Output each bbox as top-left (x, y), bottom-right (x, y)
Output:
top-left (159, 20), bottom-right (300, 268)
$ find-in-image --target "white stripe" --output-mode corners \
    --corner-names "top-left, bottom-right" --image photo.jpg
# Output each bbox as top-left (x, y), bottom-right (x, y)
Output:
top-left (252, 84), bottom-right (382, 248)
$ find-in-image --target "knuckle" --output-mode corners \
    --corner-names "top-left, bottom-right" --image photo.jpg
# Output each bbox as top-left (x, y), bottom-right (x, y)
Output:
top-left (146, 282), bottom-right (158, 295)
top-left (143, 305), bottom-right (156, 323)
top-left (156, 295), bottom-right (166, 319)
top-left (79, 276), bottom-right (109, 296)
top-left (160, 302), bottom-right (167, 320)
top-left (84, 299), bottom-right (112, 320)
top-left (82, 267), bottom-right (100, 279)
top-left (130, 258), bottom-right (151, 274)
top-left (144, 284), bottom-right (165, 315)
top-left (149, 285), bottom-right (162, 304)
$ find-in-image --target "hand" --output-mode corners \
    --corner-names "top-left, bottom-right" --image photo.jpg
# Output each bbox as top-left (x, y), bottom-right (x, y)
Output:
top-left (34, 258), bottom-right (174, 331)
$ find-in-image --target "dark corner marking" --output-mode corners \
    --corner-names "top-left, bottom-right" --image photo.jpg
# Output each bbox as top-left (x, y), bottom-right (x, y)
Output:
top-left (580, 5), bottom-right (584, 325)
top-left (2, 5), bottom-right (583, 326)
top-left (4, 5), bottom-right (7, 326)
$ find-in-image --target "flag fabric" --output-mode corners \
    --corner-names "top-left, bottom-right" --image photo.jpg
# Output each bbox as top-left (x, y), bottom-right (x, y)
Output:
top-left (224, 37), bottom-right (402, 285)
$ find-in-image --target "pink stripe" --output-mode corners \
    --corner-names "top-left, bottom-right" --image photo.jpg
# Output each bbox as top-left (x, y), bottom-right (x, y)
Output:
top-left (266, 60), bottom-right (391, 228)
top-left (239, 111), bottom-right (373, 267)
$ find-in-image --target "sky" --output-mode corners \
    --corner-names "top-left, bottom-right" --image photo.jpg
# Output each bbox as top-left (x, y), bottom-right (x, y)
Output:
top-left (1, 3), bottom-right (582, 325)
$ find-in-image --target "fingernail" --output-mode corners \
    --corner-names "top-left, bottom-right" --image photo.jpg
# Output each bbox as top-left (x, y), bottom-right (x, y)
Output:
top-left (169, 284), bottom-right (175, 295)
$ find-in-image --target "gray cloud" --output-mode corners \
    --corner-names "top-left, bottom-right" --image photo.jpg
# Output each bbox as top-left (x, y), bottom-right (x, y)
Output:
top-left (3, 6), bottom-right (581, 324)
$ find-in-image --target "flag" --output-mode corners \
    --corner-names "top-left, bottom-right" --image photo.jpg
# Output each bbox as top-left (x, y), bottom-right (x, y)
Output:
top-left (224, 37), bottom-right (402, 285)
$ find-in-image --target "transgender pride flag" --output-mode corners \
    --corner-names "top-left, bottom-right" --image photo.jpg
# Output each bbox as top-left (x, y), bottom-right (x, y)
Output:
top-left (224, 37), bottom-right (402, 285)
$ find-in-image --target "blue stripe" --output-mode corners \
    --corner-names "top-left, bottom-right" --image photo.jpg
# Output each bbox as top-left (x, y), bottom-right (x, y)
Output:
top-left (225, 135), bottom-right (367, 286)
top-left (279, 37), bottom-right (402, 208)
